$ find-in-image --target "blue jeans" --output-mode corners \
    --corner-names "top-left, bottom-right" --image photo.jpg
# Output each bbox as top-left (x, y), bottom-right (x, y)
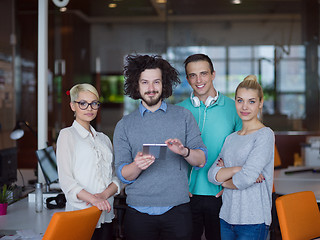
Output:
top-left (220, 219), bottom-right (269, 240)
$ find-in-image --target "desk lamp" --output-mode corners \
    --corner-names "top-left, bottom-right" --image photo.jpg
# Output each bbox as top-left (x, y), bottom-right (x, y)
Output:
top-left (10, 121), bottom-right (38, 187)
top-left (10, 121), bottom-right (37, 140)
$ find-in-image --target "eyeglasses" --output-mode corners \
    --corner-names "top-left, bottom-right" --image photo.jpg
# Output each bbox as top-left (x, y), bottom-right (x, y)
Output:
top-left (74, 101), bottom-right (101, 110)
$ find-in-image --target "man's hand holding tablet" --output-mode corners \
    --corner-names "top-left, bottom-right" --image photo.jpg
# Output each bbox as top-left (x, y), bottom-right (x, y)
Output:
top-left (165, 138), bottom-right (189, 157)
top-left (134, 151), bottom-right (155, 170)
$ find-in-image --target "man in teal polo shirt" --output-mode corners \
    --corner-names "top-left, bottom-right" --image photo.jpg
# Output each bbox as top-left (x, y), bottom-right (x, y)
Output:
top-left (177, 54), bottom-right (242, 240)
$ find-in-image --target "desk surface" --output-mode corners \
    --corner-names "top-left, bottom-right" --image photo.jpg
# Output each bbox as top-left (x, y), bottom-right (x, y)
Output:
top-left (0, 197), bottom-right (64, 236)
top-left (274, 166), bottom-right (320, 202)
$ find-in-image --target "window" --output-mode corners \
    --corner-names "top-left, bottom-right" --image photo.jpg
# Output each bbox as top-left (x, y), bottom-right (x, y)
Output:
top-left (165, 45), bottom-right (307, 131)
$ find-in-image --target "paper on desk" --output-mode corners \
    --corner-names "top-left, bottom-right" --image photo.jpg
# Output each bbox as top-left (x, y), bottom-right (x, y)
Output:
top-left (0, 236), bottom-right (20, 240)
top-left (15, 230), bottom-right (43, 239)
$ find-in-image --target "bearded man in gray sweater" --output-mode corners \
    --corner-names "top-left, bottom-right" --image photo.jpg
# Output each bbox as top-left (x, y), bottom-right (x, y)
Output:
top-left (113, 54), bottom-right (207, 240)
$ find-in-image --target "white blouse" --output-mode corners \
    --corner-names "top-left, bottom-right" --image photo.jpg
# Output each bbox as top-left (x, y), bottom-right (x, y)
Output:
top-left (56, 120), bottom-right (120, 227)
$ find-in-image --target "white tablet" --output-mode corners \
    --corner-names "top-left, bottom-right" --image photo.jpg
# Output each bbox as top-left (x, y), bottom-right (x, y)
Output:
top-left (143, 143), bottom-right (167, 159)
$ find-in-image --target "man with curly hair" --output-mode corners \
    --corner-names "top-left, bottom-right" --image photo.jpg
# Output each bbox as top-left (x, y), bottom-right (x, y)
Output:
top-left (113, 54), bottom-right (207, 240)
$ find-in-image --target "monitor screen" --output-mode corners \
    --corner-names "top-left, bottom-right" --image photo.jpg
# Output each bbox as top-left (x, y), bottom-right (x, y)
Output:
top-left (0, 147), bottom-right (17, 187)
top-left (36, 146), bottom-right (59, 185)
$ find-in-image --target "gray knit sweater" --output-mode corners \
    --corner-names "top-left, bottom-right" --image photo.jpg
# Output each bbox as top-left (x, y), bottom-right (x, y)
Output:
top-left (114, 104), bottom-right (206, 207)
top-left (208, 127), bottom-right (274, 225)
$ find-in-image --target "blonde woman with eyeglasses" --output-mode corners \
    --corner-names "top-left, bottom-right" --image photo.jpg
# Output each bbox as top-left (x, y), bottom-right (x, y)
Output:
top-left (56, 83), bottom-right (120, 240)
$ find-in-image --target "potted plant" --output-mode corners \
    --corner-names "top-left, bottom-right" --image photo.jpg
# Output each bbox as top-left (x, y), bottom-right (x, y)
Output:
top-left (0, 184), bottom-right (13, 215)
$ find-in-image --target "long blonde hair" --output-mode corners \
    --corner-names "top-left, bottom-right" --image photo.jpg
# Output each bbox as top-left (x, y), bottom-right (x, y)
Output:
top-left (69, 83), bottom-right (99, 102)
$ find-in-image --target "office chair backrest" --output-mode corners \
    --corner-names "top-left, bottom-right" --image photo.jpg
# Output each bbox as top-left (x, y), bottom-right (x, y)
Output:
top-left (274, 144), bottom-right (281, 168)
top-left (42, 206), bottom-right (102, 240)
top-left (276, 191), bottom-right (320, 240)
top-left (273, 144), bottom-right (281, 193)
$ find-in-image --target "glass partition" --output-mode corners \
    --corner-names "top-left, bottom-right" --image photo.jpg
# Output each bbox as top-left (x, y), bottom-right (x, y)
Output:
top-left (122, 45), bottom-right (311, 131)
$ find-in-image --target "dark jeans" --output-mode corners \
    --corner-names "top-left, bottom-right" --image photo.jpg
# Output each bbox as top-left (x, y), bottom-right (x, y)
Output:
top-left (91, 222), bottom-right (113, 240)
top-left (190, 195), bottom-right (222, 240)
top-left (124, 203), bottom-right (193, 240)
top-left (220, 219), bottom-right (269, 240)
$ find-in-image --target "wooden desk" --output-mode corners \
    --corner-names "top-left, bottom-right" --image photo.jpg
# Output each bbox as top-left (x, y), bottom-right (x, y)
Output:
top-left (0, 197), bottom-right (63, 236)
top-left (274, 166), bottom-right (320, 202)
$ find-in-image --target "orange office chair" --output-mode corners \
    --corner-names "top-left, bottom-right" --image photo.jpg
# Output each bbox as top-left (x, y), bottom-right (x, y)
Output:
top-left (270, 144), bottom-right (282, 240)
top-left (274, 144), bottom-right (281, 168)
top-left (275, 191), bottom-right (320, 240)
top-left (42, 206), bottom-right (102, 240)
top-left (272, 144), bottom-right (282, 194)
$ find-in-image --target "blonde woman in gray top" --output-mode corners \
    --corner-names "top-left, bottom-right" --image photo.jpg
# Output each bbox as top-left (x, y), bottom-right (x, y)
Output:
top-left (57, 83), bottom-right (120, 240)
top-left (208, 75), bottom-right (274, 240)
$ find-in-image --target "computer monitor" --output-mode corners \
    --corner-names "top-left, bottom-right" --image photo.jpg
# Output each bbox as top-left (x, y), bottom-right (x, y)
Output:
top-left (0, 147), bottom-right (17, 187)
top-left (35, 146), bottom-right (59, 191)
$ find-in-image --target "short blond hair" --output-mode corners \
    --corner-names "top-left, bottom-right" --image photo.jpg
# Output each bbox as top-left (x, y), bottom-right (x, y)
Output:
top-left (69, 83), bottom-right (99, 102)
top-left (235, 75), bottom-right (264, 101)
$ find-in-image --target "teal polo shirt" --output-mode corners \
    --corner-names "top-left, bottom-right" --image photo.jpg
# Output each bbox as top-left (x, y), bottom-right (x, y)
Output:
top-left (177, 92), bottom-right (242, 196)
